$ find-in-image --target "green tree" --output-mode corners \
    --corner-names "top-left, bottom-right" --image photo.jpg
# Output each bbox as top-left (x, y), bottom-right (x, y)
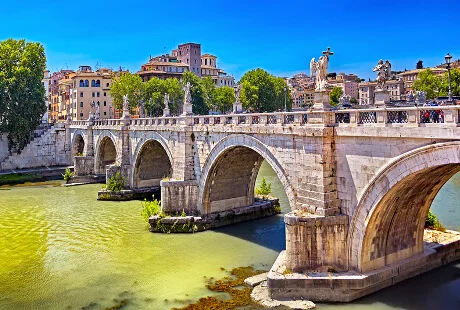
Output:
top-left (201, 76), bottom-right (216, 110)
top-left (110, 72), bottom-right (144, 110)
top-left (143, 77), bottom-right (166, 116)
top-left (329, 86), bottom-right (343, 106)
top-left (182, 71), bottom-right (209, 115)
top-left (239, 68), bottom-right (291, 112)
top-left (413, 69), bottom-right (442, 99)
top-left (0, 39), bottom-right (46, 153)
top-left (350, 97), bottom-right (358, 104)
top-left (255, 177), bottom-right (272, 198)
top-left (439, 68), bottom-right (460, 97)
top-left (213, 86), bottom-right (234, 113)
top-left (143, 77), bottom-right (183, 117)
top-left (164, 78), bottom-right (183, 115)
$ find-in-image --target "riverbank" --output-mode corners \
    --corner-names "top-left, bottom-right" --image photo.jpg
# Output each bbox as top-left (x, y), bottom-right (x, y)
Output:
top-left (0, 165), bottom-right (70, 186)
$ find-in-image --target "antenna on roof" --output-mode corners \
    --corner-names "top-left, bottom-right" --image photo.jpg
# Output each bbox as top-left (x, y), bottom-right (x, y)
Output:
top-left (95, 61), bottom-right (101, 71)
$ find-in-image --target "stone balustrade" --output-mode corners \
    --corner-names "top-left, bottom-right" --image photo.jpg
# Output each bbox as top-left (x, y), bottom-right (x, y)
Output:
top-left (70, 106), bottom-right (460, 129)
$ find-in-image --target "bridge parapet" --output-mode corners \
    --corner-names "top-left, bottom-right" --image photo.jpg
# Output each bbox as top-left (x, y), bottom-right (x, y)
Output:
top-left (335, 105), bottom-right (460, 127)
top-left (70, 106), bottom-right (460, 130)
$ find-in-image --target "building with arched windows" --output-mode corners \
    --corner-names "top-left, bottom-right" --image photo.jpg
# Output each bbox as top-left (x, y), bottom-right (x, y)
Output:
top-left (69, 66), bottom-right (115, 120)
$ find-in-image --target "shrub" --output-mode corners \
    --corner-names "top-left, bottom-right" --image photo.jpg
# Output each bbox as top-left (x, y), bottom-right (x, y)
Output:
top-left (255, 177), bottom-right (271, 198)
top-left (106, 172), bottom-right (125, 192)
top-left (425, 210), bottom-right (446, 232)
top-left (141, 196), bottom-right (162, 222)
top-left (62, 168), bottom-right (74, 183)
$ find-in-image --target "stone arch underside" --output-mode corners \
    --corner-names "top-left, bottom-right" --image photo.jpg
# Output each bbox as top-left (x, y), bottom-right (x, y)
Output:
top-left (133, 140), bottom-right (172, 188)
top-left (72, 134), bottom-right (85, 157)
top-left (202, 146), bottom-right (265, 214)
top-left (96, 136), bottom-right (117, 174)
top-left (349, 142), bottom-right (460, 273)
top-left (198, 134), bottom-right (295, 216)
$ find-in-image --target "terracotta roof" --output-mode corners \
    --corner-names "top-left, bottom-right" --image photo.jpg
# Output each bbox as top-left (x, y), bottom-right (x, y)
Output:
top-left (137, 70), bottom-right (183, 76)
top-left (202, 53), bottom-right (217, 58)
top-left (397, 68), bottom-right (447, 76)
top-left (145, 60), bottom-right (189, 67)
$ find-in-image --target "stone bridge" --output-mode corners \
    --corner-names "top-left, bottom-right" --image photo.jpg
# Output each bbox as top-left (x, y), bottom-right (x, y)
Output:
top-left (69, 105), bottom-right (460, 301)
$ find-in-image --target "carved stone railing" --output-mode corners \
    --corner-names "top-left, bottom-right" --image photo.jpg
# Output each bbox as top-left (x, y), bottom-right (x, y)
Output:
top-left (70, 106), bottom-right (460, 130)
top-left (334, 106), bottom-right (460, 126)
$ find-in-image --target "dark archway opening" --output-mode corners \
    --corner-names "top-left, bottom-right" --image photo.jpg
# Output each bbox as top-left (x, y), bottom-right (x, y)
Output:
top-left (72, 134), bottom-right (85, 160)
top-left (96, 137), bottom-right (117, 175)
top-left (134, 140), bottom-right (172, 188)
top-left (203, 146), bottom-right (265, 215)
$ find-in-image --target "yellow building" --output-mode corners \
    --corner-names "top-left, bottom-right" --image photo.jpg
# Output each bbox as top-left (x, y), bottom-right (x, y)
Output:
top-left (70, 66), bottom-right (114, 120)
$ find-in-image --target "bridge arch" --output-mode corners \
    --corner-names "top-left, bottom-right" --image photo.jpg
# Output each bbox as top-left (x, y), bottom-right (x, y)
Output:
top-left (71, 129), bottom-right (87, 158)
top-left (198, 134), bottom-right (295, 215)
top-left (349, 142), bottom-right (460, 273)
top-left (131, 132), bottom-right (173, 189)
top-left (94, 131), bottom-right (120, 175)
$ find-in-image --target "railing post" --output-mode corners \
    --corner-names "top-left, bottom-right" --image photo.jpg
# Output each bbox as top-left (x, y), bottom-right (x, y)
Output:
top-left (376, 109), bottom-right (387, 125)
top-left (349, 110), bottom-right (357, 125)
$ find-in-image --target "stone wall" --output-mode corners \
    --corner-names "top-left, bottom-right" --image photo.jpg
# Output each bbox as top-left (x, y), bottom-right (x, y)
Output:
top-left (0, 126), bottom-right (70, 170)
top-left (160, 180), bottom-right (198, 214)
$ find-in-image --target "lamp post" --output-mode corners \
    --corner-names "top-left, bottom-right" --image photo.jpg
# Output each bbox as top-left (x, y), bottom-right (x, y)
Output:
top-left (445, 53), bottom-right (453, 103)
top-left (284, 86), bottom-right (287, 112)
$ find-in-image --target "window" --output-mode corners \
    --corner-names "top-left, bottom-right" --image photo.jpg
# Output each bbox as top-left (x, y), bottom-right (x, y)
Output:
top-left (104, 111), bottom-right (107, 116)
top-left (95, 80), bottom-right (100, 87)
top-left (92, 92), bottom-right (95, 97)
top-left (80, 80), bottom-right (84, 87)
top-left (91, 80), bottom-right (95, 87)
top-left (80, 102), bottom-right (83, 107)
top-left (80, 92), bottom-right (83, 97)
top-left (104, 101), bottom-right (106, 106)
top-left (104, 92), bottom-right (106, 97)
top-left (97, 92), bottom-right (100, 97)
top-left (84, 80), bottom-right (89, 87)
top-left (106, 83), bottom-right (109, 87)
top-left (80, 112), bottom-right (83, 117)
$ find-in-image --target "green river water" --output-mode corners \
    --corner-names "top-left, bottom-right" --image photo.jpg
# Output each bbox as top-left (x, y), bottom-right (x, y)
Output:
top-left (0, 162), bottom-right (459, 310)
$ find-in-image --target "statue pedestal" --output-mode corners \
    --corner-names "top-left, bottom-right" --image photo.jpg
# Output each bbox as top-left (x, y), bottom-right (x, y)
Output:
top-left (233, 103), bottom-right (242, 113)
top-left (163, 108), bottom-right (170, 117)
top-left (313, 91), bottom-right (332, 110)
top-left (374, 89), bottom-right (390, 106)
top-left (182, 103), bottom-right (193, 116)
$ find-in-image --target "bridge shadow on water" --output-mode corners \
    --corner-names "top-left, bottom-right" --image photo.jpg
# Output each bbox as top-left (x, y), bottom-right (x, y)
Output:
top-left (211, 213), bottom-right (286, 253)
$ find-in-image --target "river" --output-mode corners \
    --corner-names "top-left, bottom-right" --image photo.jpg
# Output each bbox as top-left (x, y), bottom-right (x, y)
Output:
top-left (0, 162), bottom-right (459, 310)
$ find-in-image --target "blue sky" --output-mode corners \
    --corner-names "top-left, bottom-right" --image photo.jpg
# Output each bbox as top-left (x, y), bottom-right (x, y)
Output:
top-left (1, 0), bottom-right (459, 80)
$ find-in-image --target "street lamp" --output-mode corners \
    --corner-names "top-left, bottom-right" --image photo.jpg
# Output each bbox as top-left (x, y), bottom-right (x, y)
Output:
top-left (284, 86), bottom-right (287, 112)
top-left (445, 53), bottom-right (453, 103)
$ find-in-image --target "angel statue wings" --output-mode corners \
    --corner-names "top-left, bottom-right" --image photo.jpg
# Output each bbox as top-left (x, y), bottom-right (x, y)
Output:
top-left (310, 47), bottom-right (334, 91)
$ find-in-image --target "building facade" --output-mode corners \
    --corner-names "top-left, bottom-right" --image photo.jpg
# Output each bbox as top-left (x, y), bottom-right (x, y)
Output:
top-left (173, 43), bottom-right (202, 77)
top-left (70, 66), bottom-right (114, 120)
